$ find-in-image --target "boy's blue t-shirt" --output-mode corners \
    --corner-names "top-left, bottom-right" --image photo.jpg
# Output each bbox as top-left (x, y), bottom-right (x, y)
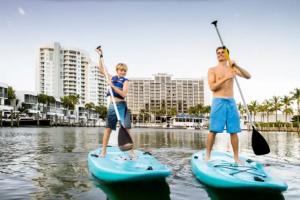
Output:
top-left (107, 76), bottom-right (128, 99)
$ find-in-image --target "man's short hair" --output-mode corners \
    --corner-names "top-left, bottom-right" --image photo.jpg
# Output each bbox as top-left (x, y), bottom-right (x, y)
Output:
top-left (216, 46), bottom-right (230, 55)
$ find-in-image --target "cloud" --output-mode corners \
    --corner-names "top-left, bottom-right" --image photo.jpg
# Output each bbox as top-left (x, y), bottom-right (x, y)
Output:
top-left (18, 7), bottom-right (26, 15)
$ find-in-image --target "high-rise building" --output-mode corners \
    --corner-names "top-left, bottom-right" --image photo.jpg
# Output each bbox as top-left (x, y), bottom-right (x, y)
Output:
top-left (36, 42), bottom-right (63, 98)
top-left (36, 42), bottom-right (106, 106)
top-left (127, 73), bottom-right (204, 115)
top-left (86, 63), bottom-right (107, 106)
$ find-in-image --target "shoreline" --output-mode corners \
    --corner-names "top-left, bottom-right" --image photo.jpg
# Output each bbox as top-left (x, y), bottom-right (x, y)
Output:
top-left (0, 123), bottom-right (299, 133)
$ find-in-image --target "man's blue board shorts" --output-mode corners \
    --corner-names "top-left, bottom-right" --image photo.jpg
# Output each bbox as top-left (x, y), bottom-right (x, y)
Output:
top-left (209, 98), bottom-right (241, 133)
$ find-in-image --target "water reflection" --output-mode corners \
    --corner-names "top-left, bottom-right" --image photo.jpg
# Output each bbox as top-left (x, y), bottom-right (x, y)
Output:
top-left (92, 179), bottom-right (170, 200)
top-left (206, 187), bottom-right (285, 200)
top-left (0, 127), bottom-right (299, 200)
top-left (133, 129), bottom-right (207, 150)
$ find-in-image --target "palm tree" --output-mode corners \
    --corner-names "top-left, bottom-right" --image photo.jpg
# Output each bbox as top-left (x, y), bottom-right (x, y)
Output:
top-left (60, 96), bottom-right (72, 115)
top-left (281, 95), bottom-right (293, 123)
top-left (47, 96), bottom-right (56, 107)
top-left (196, 103), bottom-right (204, 115)
top-left (248, 100), bottom-right (259, 122)
top-left (263, 100), bottom-right (273, 123)
top-left (140, 109), bottom-right (146, 123)
top-left (85, 102), bottom-right (95, 110)
top-left (7, 86), bottom-right (16, 100)
top-left (260, 103), bottom-right (271, 122)
top-left (95, 105), bottom-right (107, 119)
top-left (150, 108), bottom-right (163, 123)
top-left (257, 104), bottom-right (264, 122)
top-left (168, 107), bottom-right (177, 117)
top-left (61, 95), bottom-right (79, 117)
top-left (85, 102), bottom-right (95, 120)
top-left (188, 106), bottom-right (197, 115)
top-left (291, 88), bottom-right (300, 126)
top-left (271, 96), bottom-right (282, 122)
top-left (140, 108), bottom-right (154, 123)
top-left (161, 100), bottom-right (166, 115)
top-left (237, 102), bottom-right (246, 119)
top-left (69, 94), bottom-right (80, 109)
top-left (7, 86), bottom-right (17, 108)
top-left (150, 108), bottom-right (156, 123)
top-left (203, 105), bottom-right (211, 117)
top-left (283, 108), bottom-right (293, 124)
top-left (154, 108), bottom-right (165, 123)
top-left (38, 94), bottom-right (48, 119)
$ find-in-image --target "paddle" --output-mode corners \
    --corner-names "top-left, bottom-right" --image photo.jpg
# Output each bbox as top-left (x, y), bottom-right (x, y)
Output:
top-left (211, 20), bottom-right (270, 155)
top-left (96, 46), bottom-right (133, 151)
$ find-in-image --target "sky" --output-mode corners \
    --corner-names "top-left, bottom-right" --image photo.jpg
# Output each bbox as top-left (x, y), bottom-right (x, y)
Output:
top-left (0, 0), bottom-right (299, 104)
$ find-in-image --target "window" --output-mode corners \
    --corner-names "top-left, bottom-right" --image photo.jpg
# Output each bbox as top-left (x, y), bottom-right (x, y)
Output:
top-left (4, 88), bottom-right (8, 98)
top-left (49, 52), bottom-right (53, 60)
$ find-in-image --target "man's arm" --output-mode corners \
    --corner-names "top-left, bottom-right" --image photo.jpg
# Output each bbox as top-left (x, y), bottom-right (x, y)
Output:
top-left (109, 80), bottom-right (129, 98)
top-left (231, 61), bottom-right (251, 79)
top-left (208, 68), bottom-right (234, 92)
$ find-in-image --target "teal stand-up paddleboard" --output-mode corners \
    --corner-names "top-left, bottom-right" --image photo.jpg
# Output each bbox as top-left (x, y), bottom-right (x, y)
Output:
top-left (191, 150), bottom-right (287, 192)
top-left (88, 147), bottom-right (171, 182)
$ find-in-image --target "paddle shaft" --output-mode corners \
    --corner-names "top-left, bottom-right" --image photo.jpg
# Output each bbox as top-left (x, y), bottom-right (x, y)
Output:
top-left (211, 21), bottom-right (255, 127)
top-left (98, 48), bottom-right (122, 123)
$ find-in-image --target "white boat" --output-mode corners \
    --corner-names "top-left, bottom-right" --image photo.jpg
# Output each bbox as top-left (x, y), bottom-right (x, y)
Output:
top-left (19, 113), bottom-right (35, 120)
top-left (170, 114), bottom-right (206, 129)
top-left (186, 126), bottom-right (196, 130)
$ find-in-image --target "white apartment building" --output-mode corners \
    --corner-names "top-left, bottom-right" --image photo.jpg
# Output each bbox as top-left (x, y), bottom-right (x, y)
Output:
top-left (36, 42), bottom-right (63, 98)
top-left (36, 42), bottom-right (106, 106)
top-left (0, 82), bottom-right (11, 111)
top-left (85, 63), bottom-right (107, 106)
top-left (15, 90), bottom-right (39, 114)
top-left (127, 73), bottom-right (205, 115)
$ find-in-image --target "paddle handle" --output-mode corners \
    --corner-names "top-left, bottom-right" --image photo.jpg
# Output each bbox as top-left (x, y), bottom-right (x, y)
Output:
top-left (98, 47), bottom-right (122, 122)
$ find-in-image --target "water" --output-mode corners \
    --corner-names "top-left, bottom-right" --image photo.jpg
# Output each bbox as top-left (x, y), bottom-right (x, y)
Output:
top-left (0, 127), bottom-right (299, 200)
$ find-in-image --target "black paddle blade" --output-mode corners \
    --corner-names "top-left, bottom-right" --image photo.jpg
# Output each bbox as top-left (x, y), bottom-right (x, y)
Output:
top-left (251, 126), bottom-right (270, 155)
top-left (118, 125), bottom-right (133, 151)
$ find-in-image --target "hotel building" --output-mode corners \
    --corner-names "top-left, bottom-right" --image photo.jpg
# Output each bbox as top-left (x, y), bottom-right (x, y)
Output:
top-left (127, 73), bottom-right (205, 115)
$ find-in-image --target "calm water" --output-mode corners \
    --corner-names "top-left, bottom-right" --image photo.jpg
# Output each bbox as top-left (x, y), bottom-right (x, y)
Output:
top-left (0, 127), bottom-right (299, 200)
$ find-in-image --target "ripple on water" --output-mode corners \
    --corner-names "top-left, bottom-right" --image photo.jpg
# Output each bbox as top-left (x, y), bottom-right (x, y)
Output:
top-left (0, 127), bottom-right (299, 200)
top-left (0, 174), bottom-right (37, 200)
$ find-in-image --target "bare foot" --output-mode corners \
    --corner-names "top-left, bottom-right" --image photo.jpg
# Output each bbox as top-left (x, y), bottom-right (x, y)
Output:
top-left (204, 155), bottom-right (210, 162)
top-left (100, 151), bottom-right (106, 158)
top-left (129, 150), bottom-right (137, 160)
top-left (234, 158), bottom-right (243, 165)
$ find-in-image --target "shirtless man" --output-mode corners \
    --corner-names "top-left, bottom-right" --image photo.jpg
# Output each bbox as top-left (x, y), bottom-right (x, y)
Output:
top-left (206, 46), bottom-right (251, 163)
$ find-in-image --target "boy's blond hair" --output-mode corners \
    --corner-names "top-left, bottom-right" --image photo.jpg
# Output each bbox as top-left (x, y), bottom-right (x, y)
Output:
top-left (115, 63), bottom-right (128, 71)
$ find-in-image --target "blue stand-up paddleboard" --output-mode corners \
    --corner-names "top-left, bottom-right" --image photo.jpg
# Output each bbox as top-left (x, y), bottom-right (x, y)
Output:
top-left (191, 150), bottom-right (287, 192)
top-left (88, 147), bottom-right (171, 182)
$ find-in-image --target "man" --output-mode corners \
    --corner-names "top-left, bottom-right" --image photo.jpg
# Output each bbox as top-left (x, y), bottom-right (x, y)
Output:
top-left (206, 46), bottom-right (251, 163)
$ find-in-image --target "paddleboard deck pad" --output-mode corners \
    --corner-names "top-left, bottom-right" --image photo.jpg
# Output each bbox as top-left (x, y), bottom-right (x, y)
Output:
top-left (191, 150), bottom-right (287, 191)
